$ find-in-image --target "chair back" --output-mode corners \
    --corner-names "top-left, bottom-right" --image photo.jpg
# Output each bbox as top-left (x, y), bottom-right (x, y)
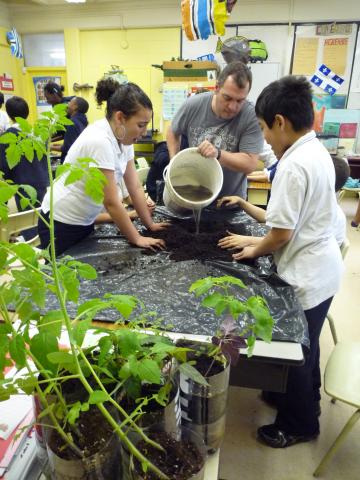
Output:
top-left (137, 167), bottom-right (150, 186)
top-left (136, 157), bottom-right (149, 169)
top-left (0, 208), bottom-right (41, 245)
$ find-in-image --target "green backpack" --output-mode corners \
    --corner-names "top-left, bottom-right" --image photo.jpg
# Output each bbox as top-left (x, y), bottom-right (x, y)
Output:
top-left (248, 39), bottom-right (268, 63)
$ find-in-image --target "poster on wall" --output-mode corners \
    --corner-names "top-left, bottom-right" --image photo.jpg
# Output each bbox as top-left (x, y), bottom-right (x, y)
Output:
top-left (0, 75), bottom-right (14, 91)
top-left (33, 76), bottom-right (61, 106)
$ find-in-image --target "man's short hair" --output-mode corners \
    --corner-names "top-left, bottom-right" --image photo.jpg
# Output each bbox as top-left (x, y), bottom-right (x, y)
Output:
top-left (217, 61), bottom-right (252, 91)
top-left (5, 96), bottom-right (29, 121)
top-left (255, 75), bottom-right (314, 131)
top-left (74, 97), bottom-right (89, 114)
top-left (331, 155), bottom-right (350, 192)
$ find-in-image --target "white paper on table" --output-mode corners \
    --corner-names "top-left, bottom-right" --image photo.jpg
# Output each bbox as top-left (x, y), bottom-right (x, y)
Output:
top-left (0, 395), bottom-right (33, 441)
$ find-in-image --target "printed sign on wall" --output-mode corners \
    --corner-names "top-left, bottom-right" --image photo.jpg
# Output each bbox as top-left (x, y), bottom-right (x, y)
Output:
top-left (33, 76), bottom-right (61, 106)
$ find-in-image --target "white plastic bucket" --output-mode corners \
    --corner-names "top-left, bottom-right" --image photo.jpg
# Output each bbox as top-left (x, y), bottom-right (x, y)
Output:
top-left (163, 147), bottom-right (223, 216)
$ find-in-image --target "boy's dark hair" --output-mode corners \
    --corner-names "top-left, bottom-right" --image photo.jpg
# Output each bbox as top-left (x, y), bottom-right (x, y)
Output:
top-left (5, 96), bottom-right (29, 120)
top-left (44, 81), bottom-right (64, 97)
top-left (255, 75), bottom-right (314, 131)
top-left (0, 92), bottom-right (4, 107)
top-left (74, 96), bottom-right (89, 114)
top-left (217, 61), bottom-right (252, 91)
top-left (95, 78), bottom-right (152, 119)
top-left (331, 155), bottom-right (350, 192)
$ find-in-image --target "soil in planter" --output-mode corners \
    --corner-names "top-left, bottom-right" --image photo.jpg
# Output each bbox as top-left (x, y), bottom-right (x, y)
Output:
top-left (48, 406), bottom-right (115, 460)
top-left (133, 431), bottom-right (204, 480)
top-left (141, 218), bottom-right (248, 262)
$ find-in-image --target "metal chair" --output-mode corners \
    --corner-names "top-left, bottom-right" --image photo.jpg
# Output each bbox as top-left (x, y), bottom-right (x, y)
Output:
top-left (326, 237), bottom-right (350, 345)
top-left (313, 342), bottom-right (360, 477)
top-left (0, 208), bottom-right (41, 246)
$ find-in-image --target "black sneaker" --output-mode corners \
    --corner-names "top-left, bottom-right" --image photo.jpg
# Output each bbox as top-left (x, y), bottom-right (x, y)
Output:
top-left (257, 424), bottom-right (319, 448)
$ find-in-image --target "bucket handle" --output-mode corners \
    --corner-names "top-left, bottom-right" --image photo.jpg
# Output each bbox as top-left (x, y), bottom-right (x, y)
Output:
top-left (163, 165), bottom-right (169, 182)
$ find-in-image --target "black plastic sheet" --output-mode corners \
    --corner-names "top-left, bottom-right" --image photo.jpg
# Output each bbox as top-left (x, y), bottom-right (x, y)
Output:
top-left (46, 206), bottom-right (309, 347)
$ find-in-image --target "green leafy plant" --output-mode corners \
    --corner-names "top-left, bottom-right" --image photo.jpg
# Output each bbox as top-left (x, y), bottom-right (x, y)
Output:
top-left (189, 275), bottom-right (274, 367)
top-left (0, 104), bottom-right (192, 479)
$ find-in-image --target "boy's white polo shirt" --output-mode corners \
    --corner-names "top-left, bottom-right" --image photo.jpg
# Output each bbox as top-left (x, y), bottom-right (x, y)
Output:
top-left (266, 131), bottom-right (343, 311)
top-left (42, 118), bottom-right (134, 225)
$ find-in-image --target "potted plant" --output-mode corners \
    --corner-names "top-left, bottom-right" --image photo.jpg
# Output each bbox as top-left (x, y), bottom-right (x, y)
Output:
top-left (178, 275), bottom-right (274, 452)
top-left (0, 104), bottom-right (202, 479)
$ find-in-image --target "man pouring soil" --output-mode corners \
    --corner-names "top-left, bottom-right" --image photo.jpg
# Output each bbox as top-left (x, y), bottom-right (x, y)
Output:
top-left (166, 61), bottom-right (264, 199)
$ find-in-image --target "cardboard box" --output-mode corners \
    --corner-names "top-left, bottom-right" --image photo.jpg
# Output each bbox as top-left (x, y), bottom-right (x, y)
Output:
top-left (163, 61), bottom-right (218, 82)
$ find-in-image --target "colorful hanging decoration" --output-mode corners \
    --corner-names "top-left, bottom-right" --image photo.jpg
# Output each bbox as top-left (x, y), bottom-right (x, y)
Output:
top-left (182, 0), bottom-right (238, 41)
top-left (6, 28), bottom-right (23, 59)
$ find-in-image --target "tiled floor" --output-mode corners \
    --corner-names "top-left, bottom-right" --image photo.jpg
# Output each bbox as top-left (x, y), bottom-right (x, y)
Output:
top-left (219, 196), bottom-right (360, 480)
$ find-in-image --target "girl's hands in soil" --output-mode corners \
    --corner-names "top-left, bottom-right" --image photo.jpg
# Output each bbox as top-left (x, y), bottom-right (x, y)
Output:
top-left (232, 245), bottom-right (257, 260)
top-left (218, 232), bottom-right (254, 250)
top-left (148, 221), bottom-right (171, 232)
top-left (217, 196), bottom-right (240, 208)
top-left (134, 236), bottom-right (166, 251)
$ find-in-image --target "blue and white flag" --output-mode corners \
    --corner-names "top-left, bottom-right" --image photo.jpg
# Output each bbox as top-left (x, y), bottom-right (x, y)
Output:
top-left (6, 28), bottom-right (23, 59)
top-left (310, 64), bottom-right (344, 96)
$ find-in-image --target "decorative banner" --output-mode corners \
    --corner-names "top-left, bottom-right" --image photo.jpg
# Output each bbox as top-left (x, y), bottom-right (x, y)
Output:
top-left (33, 76), bottom-right (61, 106)
top-left (310, 64), bottom-right (345, 96)
top-left (181, 0), bottom-right (237, 41)
top-left (6, 28), bottom-right (23, 59)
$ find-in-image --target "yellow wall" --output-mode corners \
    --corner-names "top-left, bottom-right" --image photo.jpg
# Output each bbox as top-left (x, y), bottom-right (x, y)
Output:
top-left (65, 27), bottom-right (180, 133)
top-left (0, 27), bottom-right (25, 100)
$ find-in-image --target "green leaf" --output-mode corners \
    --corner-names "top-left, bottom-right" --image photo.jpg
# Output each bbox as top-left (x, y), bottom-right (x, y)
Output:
top-left (9, 335), bottom-right (26, 368)
top-left (64, 168), bottom-right (84, 186)
top-left (137, 359), bottom-right (161, 384)
top-left (39, 310), bottom-right (63, 338)
top-left (15, 117), bottom-right (32, 133)
top-left (19, 184), bottom-right (38, 208)
top-left (98, 336), bottom-right (112, 365)
top-left (29, 332), bottom-right (59, 373)
top-left (179, 362), bottom-right (209, 386)
top-left (71, 318), bottom-right (92, 348)
top-left (0, 132), bottom-right (18, 144)
top-left (17, 376), bottom-right (37, 395)
top-left (47, 351), bottom-right (75, 365)
top-left (88, 390), bottom-right (109, 404)
top-left (0, 323), bottom-right (12, 334)
top-left (67, 260), bottom-right (97, 280)
top-left (21, 139), bottom-right (34, 162)
top-left (189, 277), bottom-right (214, 296)
top-left (117, 329), bottom-right (141, 357)
top-left (104, 294), bottom-right (138, 319)
top-left (67, 401), bottom-right (81, 425)
top-left (5, 143), bottom-right (22, 169)
top-left (0, 182), bottom-right (17, 203)
top-left (202, 292), bottom-right (223, 308)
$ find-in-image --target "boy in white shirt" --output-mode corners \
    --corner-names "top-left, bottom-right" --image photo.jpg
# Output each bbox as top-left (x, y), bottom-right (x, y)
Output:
top-left (225, 76), bottom-right (343, 448)
top-left (0, 92), bottom-right (11, 134)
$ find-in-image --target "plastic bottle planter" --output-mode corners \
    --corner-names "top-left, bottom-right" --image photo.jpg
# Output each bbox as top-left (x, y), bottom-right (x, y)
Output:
top-left (121, 382), bottom-right (182, 478)
top-left (46, 431), bottom-right (122, 480)
top-left (179, 345), bottom-right (230, 452)
top-left (124, 425), bottom-right (206, 480)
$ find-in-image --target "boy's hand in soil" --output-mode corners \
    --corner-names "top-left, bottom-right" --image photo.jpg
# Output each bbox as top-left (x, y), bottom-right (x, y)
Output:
top-left (218, 231), bottom-right (255, 250)
top-left (134, 236), bottom-right (166, 251)
top-left (217, 196), bottom-right (241, 208)
top-left (232, 245), bottom-right (257, 260)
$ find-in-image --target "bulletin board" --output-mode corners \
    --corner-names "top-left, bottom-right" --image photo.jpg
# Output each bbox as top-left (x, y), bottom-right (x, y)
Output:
top-left (291, 23), bottom-right (358, 98)
top-left (348, 31), bottom-right (360, 109)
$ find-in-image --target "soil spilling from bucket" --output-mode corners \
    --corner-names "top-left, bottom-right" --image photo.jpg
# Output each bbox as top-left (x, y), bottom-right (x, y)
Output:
top-left (133, 431), bottom-right (204, 480)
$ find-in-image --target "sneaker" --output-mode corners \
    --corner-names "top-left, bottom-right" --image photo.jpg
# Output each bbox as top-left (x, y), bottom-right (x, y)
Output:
top-left (257, 424), bottom-right (319, 448)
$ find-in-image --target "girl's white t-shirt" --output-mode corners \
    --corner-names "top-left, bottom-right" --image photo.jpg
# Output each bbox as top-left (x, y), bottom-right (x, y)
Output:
top-left (42, 118), bottom-right (134, 225)
top-left (266, 131), bottom-right (344, 311)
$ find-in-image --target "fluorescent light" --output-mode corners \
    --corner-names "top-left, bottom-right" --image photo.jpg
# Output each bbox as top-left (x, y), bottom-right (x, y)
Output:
top-left (50, 51), bottom-right (65, 59)
top-left (65, 1), bottom-right (86, 4)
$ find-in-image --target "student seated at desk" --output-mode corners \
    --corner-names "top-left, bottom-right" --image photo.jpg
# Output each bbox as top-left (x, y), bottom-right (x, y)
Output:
top-left (39, 79), bottom-right (169, 256)
top-left (219, 76), bottom-right (344, 449)
top-left (51, 96), bottom-right (89, 164)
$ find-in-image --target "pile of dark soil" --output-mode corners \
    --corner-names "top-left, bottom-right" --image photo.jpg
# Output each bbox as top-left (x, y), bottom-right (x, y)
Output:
top-left (142, 217), bottom-right (247, 262)
top-left (134, 431), bottom-right (204, 479)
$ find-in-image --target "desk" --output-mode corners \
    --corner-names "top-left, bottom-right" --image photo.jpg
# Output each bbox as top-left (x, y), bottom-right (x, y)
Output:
top-left (247, 181), bottom-right (271, 206)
